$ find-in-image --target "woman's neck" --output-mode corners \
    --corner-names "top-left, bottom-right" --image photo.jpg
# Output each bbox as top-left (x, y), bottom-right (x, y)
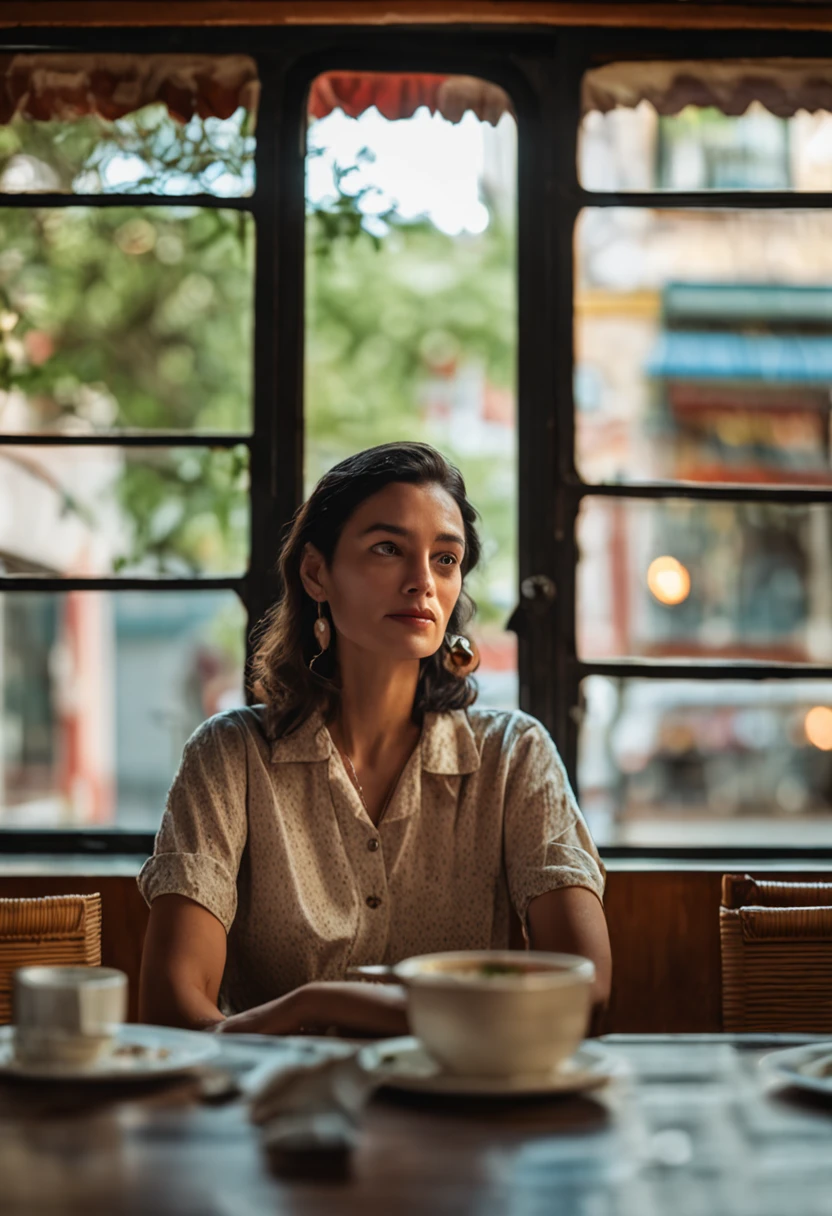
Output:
top-left (330, 645), bottom-right (421, 765)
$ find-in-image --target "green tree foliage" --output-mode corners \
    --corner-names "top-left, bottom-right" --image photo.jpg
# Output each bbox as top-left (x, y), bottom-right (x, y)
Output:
top-left (0, 105), bottom-right (254, 195)
top-left (0, 110), bottom-right (516, 627)
top-left (0, 204), bottom-right (252, 576)
top-left (306, 161), bottom-right (517, 627)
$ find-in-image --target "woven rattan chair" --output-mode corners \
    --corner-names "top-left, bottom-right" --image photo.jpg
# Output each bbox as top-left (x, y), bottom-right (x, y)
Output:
top-left (0, 894), bottom-right (102, 1025)
top-left (720, 874), bottom-right (832, 1033)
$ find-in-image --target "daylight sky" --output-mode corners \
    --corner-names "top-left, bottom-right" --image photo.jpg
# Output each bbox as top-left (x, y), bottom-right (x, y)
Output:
top-left (306, 107), bottom-right (493, 236)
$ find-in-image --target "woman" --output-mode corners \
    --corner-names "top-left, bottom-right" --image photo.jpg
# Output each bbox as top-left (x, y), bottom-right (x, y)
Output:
top-left (138, 442), bottom-right (611, 1036)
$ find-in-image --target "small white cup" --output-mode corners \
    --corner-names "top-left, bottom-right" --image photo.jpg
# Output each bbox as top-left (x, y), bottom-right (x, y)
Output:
top-left (13, 966), bottom-right (128, 1068)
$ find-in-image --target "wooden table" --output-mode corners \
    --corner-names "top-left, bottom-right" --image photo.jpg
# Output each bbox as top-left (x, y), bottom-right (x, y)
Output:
top-left (2, 1035), bottom-right (831, 1216)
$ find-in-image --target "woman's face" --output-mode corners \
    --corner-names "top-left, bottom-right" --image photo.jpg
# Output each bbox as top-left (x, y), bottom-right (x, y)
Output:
top-left (302, 480), bottom-right (466, 663)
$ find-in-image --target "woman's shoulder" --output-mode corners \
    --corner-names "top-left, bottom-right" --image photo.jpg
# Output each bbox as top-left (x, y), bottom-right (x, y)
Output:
top-left (183, 704), bottom-right (270, 756)
top-left (420, 708), bottom-right (549, 777)
top-left (463, 707), bottom-right (546, 746)
top-left (464, 708), bottom-right (561, 774)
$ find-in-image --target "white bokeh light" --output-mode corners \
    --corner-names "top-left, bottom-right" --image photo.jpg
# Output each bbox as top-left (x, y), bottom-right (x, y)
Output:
top-left (307, 107), bottom-right (491, 236)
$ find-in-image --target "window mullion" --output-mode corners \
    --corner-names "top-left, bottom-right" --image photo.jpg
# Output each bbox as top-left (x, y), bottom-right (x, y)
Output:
top-left (543, 38), bottom-right (587, 788)
top-left (578, 190), bottom-right (832, 211)
top-left (245, 51), bottom-right (305, 690)
top-left (0, 577), bottom-right (246, 593)
top-left (0, 434), bottom-right (250, 447)
top-left (0, 193), bottom-right (252, 211)
top-left (573, 482), bottom-right (832, 505)
top-left (577, 659), bottom-right (832, 681)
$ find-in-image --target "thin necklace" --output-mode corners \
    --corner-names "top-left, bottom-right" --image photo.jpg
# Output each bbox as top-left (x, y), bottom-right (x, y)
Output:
top-left (339, 748), bottom-right (410, 825)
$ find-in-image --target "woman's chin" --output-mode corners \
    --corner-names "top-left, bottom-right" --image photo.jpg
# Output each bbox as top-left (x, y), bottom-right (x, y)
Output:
top-left (343, 622), bottom-right (442, 663)
top-left (360, 638), bottom-right (439, 664)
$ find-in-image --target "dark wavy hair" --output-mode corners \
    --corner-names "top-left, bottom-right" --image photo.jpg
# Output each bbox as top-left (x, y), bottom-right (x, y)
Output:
top-left (249, 442), bottom-right (482, 739)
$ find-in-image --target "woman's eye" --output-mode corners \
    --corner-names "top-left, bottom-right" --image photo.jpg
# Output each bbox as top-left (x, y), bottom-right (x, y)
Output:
top-left (437, 553), bottom-right (458, 567)
top-left (373, 542), bottom-right (399, 556)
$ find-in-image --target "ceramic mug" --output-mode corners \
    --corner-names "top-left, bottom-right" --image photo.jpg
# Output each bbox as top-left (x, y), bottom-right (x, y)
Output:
top-left (13, 966), bottom-right (128, 1068)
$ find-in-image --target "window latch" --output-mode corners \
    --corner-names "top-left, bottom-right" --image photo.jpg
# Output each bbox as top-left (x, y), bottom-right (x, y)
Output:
top-left (506, 575), bottom-right (557, 635)
top-left (521, 574), bottom-right (557, 605)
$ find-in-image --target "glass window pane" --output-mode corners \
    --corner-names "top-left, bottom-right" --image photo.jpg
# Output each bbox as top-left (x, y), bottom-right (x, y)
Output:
top-left (577, 498), bottom-right (832, 663)
top-left (579, 675), bottom-right (832, 847)
top-left (0, 590), bottom-right (246, 829)
top-left (0, 108), bottom-right (255, 197)
top-left (580, 83), bottom-right (832, 193)
top-left (0, 207), bottom-right (253, 434)
top-left (0, 51), bottom-right (256, 197)
top-left (575, 208), bottom-right (832, 486)
top-left (0, 445), bottom-right (248, 577)
top-left (304, 75), bottom-right (518, 708)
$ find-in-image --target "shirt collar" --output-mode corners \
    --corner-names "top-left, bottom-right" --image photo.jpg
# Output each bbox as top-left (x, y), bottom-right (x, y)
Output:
top-left (269, 708), bottom-right (480, 775)
top-left (269, 710), bottom-right (332, 765)
top-left (420, 710), bottom-right (481, 775)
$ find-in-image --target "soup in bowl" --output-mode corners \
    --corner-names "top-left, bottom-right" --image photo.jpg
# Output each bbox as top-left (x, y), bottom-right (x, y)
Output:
top-left (392, 950), bottom-right (595, 1078)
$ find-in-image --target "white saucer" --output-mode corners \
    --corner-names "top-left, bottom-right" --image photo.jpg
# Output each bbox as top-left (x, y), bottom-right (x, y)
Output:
top-left (358, 1037), bottom-right (625, 1096)
top-left (759, 1041), bottom-right (832, 1098)
top-left (0, 1023), bottom-right (221, 1082)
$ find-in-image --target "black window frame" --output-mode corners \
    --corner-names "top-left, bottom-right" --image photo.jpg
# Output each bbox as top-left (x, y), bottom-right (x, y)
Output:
top-left (2, 21), bottom-right (832, 861)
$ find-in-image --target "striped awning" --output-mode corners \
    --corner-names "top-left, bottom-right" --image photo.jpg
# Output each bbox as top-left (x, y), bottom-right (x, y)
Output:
top-left (647, 331), bottom-right (832, 384)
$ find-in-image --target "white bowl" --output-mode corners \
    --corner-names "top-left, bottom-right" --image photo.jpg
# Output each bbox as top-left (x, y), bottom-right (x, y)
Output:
top-left (393, 950), bottom-right (595, 1078)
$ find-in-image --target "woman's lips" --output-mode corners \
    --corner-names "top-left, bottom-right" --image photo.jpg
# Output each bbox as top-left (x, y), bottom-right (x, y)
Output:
top-left (386, 614), bottom-right (435, 628)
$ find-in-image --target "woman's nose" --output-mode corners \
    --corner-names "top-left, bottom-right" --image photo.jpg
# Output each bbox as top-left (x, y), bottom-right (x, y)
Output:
top-left (403, 555), bottom-right (435, 595)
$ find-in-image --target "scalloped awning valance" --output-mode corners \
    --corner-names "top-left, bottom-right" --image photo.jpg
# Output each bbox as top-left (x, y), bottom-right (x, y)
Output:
top-left (4, 55), bottom-right (832, 128)
top-left (0, 53), bottom-right (260, 126)
top-left (308, 72), bottom-right (512, 126)
top-left (583, 59), bottom-right (832, 118)
top-left (0, 55), bottom-right (513, 128)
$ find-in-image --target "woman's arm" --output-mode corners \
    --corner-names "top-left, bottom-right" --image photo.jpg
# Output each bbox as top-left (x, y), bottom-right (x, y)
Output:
top-left (140, 893), bottom-right (408, 1037)
top-left (138, 894), bottom-right (228, 1030)
top-left (219, 981), bottom-right (408, 1038)
top-left (225, 887), bottom-right (612, 1038)
top-left (526, 886), bottom-right (612, 1015)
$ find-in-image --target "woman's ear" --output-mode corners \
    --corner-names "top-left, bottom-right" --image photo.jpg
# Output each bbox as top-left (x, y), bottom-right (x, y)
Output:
top-left (299, 543), bottom-right (328, 601)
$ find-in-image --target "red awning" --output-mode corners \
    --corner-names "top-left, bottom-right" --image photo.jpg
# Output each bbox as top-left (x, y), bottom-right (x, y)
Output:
top-left (308, 72), bottom-right (513, 126)
top-left (0, 56), bottom-right (511, 129)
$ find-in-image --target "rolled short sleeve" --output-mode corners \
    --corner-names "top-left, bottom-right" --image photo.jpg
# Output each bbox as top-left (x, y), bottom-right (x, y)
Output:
top-left (503, 721), bottom-right (605, 929)
top-left (137, 713), bottom-right (249, 933)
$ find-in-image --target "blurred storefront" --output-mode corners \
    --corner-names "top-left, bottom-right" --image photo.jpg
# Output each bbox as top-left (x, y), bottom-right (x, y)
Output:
top-left (576, 75), bottom-right (832, 843)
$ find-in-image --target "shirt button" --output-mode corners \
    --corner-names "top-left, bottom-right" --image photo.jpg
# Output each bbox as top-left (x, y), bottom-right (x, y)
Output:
top-left (367, 838), bottom-right (380, 852)
top-left (366, 895), bottom-right (382, 909)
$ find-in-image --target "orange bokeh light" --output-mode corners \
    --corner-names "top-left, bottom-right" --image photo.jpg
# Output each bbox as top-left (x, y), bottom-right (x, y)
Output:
top-left (805, 706), bottom-right (832, 751)
top-left (647, 556), bottom-right (691, 606)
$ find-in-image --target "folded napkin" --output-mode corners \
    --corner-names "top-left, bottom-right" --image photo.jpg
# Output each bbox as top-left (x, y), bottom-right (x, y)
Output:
top-left (802, 1052), bottom-right (832, 1079)
top-left (243, 1040), bottom-right (380, 1176)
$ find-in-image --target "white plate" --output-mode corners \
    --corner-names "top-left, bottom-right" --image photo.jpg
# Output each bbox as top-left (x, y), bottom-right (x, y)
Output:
top-left (759, 1041), bottom-right (832, 1098)
top-left (0, 1023), bottom-right (221, 1082)
top-left (358, 1036), bottom-right (625, 1096)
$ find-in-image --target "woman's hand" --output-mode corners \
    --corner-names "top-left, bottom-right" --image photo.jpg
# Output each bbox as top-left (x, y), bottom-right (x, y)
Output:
top-left (217, 980), bottom-right (409, 1038)
top-left (217, 986), bottom-right (309, 1036)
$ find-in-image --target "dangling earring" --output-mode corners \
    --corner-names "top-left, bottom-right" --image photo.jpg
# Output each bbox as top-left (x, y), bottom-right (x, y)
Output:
top-left (443, 633), bottom-right (480, 676)
top-left (309, 601), bottom-right (331, 672)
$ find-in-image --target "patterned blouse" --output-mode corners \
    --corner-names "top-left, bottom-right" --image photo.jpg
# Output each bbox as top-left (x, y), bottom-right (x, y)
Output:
top-left (137, 705), bottom-right (605, 1015)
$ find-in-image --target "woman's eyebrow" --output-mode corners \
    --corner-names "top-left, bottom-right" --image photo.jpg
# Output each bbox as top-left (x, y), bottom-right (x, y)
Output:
top-left (361, 522), bottom-right (465, 547)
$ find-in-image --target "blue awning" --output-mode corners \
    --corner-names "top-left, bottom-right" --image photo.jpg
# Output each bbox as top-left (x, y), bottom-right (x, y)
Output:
top-left (646, 331), bottom-right (832, 384)
top-left (663, 283), bottom-right (832, 324)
